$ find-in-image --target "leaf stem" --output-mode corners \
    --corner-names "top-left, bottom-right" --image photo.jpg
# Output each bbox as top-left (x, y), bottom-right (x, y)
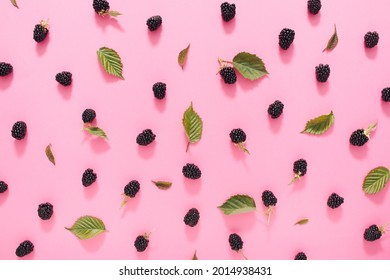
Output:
top-left (266, 206), bottom-right (273, 224)
top-left (120, 194), bottom-right (127, 209)
top-left (239, 250), bottom-right (248, 260)
top-left (237, 143), bottom-right (250, 155)
top-left (288, 174), bottom-right (300, 186)
top-left (186, 141), bottom-right (190, 152)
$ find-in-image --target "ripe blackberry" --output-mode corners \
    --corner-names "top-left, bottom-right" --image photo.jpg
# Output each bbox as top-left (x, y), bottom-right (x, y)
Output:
top-left (37, 202), bottom-right (54, 220)
top-left (134, 234), bottom-right (149, 252)
top-left (268, 100), bottom-right (284, 119)
top-left (262, 190), bottom-right (277, 207)
top-left (152, 82), bottom-right (166, 100)
top-left (221, 2), bottom-right (236, 22)
top-left (55, 71), bottom-right (72, 86)
top-left (146, 16), bottom-right (162, 31)
top-left (33, 21), bottom-right (49, 43)
top-left (136, 129), bottom-right (156, 146)
top-left (0, 62), bottom-right (13, 76)
top-left (82, 109), bottom-right (96, 123)
top-left (82, 168), bottom-right (97, 187)
top-left (184, 208), bottom-right (200, 227)
top-left (381, 87), bottom-right (390, 102)
top-left (0, 181), bottom-right (8, 193)
top-left (219, 66), bottom-right (237, 84)
top-left (364, 31), bottom-right (379, 48)
top-left (315, 64), bottom-right (330, 82)
top-left (307, 0), bottom-right (321, 15)
top-left (294, 252), bottom-right (307, 260)
top-left (11, 121), bottom-right (27, 140)
top-left (349, 122), bottom-right (376, 147)
top-left (279, 28), bottom-right (295, 50)
top-left (327, 193), bottom-right (344, 209)
top-left (124, 180), bottom-right (140, 198)
top-left (289, 159), bottom-right (307, 185)
top-left (364, 224), bottom-right (383, 242)
top-left (93, 0), bottom-right (110, 14)
top-left (230, 128), bottom-right (249, 154)
top-left (182, 163), bottom-right (202, 179)
top-left (229, 233), bottom-right (243, 251)
top-left (15, 240), bottom-right (34, 257)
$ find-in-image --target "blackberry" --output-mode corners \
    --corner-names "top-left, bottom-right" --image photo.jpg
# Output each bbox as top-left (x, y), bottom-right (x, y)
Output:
top-left (134, 234), bottom-right (149, 252)
top-left (219, 66), bottom-right (237, 84)
top-left (124, 180), bottom-right (140, 198)
top-left (349, 123), bottom-right (376, 147)
top-left (37, 202), bottom-right (54, 220)
top-left (93, 0), bottom-right (110, 14)
top-left (152, 82), bottom-right (166, 100)
top-left (364, 31), bottom-right (379, 48)
top-left (229, 128), bottom-right (246, 143)
top-left (0, 181), bottom-right (8, 193)
top-left (182, 163), bottom-right (202, 179)
top-left (221, 2), bottom-right (236, 22)
top-left (146, 16), bottom-right (162, 31)
top-left (82, 168), bottom-right (97, 187)
top-left (15, 240), bottom-right (34, 257)
top-left (136, 129), bottom-right (156, 146)
top-left (33, 21), bottom-right (49, 43)
top-left (0, 62), bottom-right (13, 76)
top-left (55, 71), bottom-right (72, 86)
top-left (279, 28), bottom-right (295, 50)
top-left (184, 208), bottom-right (200, 227)
top-left (229, 233), bottom-right (243, 251)
top-left (327, 193), bottom-right (344, 209)
top-left (294, 252), bottom-right (307, 260)
top-left (307, 0), bottom-right (321, 15)
top-left (381, 87), bottom-right (390, 102)
top-left (364, 225), bottom-right (383, 242)
top-left (315, 64), bottom-right (330, 82)
top-left (11, 121), bottom-right (27, 140)
top-left (268, 100), bottom-right (284, 119)
top-left (262, 190), bottom-right (277, 207)
top-left (289, 159), bottom-right (307, 185)
top-left (82, 109), bottom-right (96, 123)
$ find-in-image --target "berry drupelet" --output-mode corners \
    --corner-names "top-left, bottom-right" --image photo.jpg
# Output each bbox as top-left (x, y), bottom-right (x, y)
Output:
top-left (82, 168), bottom-right (97, 187)
top-left (364, 31), bottom-right (379, 48)
top-left (0, 62), bottom-right (13, 76)
top-left (289, 159), bottom-right (307, 185)
top-left (184, 208), bottom-right (200, 227)
top-left (268, 100), bottom-right (284, 119)
top-left (230, 128), bottom-right (249, 154)
top-left (146, 16), bottom-right (162, 31)
top-left (349, 122), bottom-right (376, 146)
top-left (37, 202), bottom-right (54, 220)
top-left (134, 234), bottom-right (150, 252)
top-left (327, 193), bottom-right (344, 209)
top-left (82, 109), bottom-right (96, 123)
top-left (315, 64), bottom-right (330, 82)
top-left (152, 82), bottom-right (166, 100)
top-left (279, 28), bottom-right (295, 50)
top-left (136, 129), bottom-right (156, 146)
top-left (221, 2), bottom-right (236, 22)
top-left (11, 121), bottom-right (27, 140)
top-left (182, 163), bottom-right (202, 179)
top-left (0, 181), bottom-right (8, 193)
top-left (55, 71), bottom-right (72, 86)
top-left (15, 240), bottom-right (34, 257)
top-left (307, 0), bottom-right (321, 15)
top-left (294, 252), bottom-right (307, 260)
top-left (93, 0), bottom-right (110, 14)
top-left (381, 87), bottom-right (390, 102)
top-left (33, 20), bottom-right (49, 43)
top-left (220, 66), bottom-right (237, 84)
top-left (262, 190), bottom-right (277, 224)
top-left (364, 224), bottom-right (384, 242)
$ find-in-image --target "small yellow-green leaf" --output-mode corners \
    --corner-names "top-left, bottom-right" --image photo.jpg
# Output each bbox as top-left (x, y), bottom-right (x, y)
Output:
top-left (65, 216), bottom-right (107, 240)
top-left (45, 144), bottom-right (55, 165)
top-left (301, 111), bottom-right (334, 135)
top-left (107, 10), bottom-right (122, 17)
top-left (152, 180), bottom-right (172, 190)
top-left (323, 25), bottom-right (338, 52)
top-left (192, 251), bottom-right (198, 260)
top-left (232, 52), bottom-right (269, 81)
top-left (182, 102), bottom-right (203, 152)
top-left (295, 218), bottom-right (309, 225)
top-left (85, 126), bottom-right (109, 140)
top-left (11, 0), bottom-right (18, 8)
top-left (97, 47), bottom-right (124, 79)
top-left (178, 44), bottom-right (190, 69)
top-left (218, 194), bottom-right (256, 215)
top-left (363, 167), bottom-right (390, 194)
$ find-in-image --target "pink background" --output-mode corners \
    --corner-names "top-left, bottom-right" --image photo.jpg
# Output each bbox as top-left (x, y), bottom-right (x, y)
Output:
top-left (0, 0), bottom-right (390, 260)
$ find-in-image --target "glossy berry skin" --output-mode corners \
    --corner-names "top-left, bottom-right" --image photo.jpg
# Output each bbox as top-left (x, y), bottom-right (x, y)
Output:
top-left (136, 129), bottom-right (156, 146)
top-left (0, 62), bottom-right (13, 76)
top-left (184, 208), bottom-right (200, 227)
top-left (55, 71), bottom-right (72, 86)
top-left (134, 235), bottom-right (149, 252)
top-left (82, 168), bottom-right (97, 187)
top-left (268, 100), bottom-right (284, 119)
top-left (93, 0), bottom-right (110, 14)
top-left (262, 190), bottom-right (277, 207)
top-left (11, 121), bottom-right (27, 140)
top-left (364, 225), bottom-right (382, 241)
top-left (293, 159), bottom-right (307, 176)
top-left (349, 129), bottom-right (369, 146)
top-left (229, 233), bottom-right (243, 251)
top-left (229, 128), bottom-right (246, 143)
top-left (315, 64), bottom-right (330, 82)
top-left (124, 180), bottom-right (140, 198)
top-left (220, 66), bottom-right (237, 84)
top-left (82, 109), bottom-right (96, 123)
top-left (15, 240), bottom-right (34, 257)
top-left (146, 16), bottom-right (162, 31)
top-left (37, 203), bottom-right (54, 220)
top-left (279, 28), bottom-right (295, 50)
top-left (221, 2), bottom-right (236, 22)
top-left (152, 82), bottom-right (166, 100)
top-left (381, 87), bottom-right (390, 102)
top-left (33, 24), bottom-right (48, 43)
top-left (307, 0), bottom-right (321, 15)
top-left (364, 32), bottom-right (379, 48)
top-left (327, 193), bottom-right (344, 209)
top-left (294, 252), bottom-right (307, 260)
top-left (182, 163), bottom-right (202, 179)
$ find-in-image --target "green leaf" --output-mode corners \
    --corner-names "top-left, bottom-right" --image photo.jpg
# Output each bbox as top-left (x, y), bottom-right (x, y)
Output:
top-left (11, 0), bottom-right (18, 8)
top-left (182, 102), bottom-right (203, 152)
top-left (192, 251), bottom-right (198, 260)
top-left (301, 111), bottom-right (335, 135)
top-left (85, 126), bottom-right (108, 140)
top-left (295, 218), bottom-right (309, 225)
top-left (65, 216), bottom-right (107, 240)
top-left (152, 180), bottom-right (172, 190)
top-left (363, 167), bottom-right (390, 194)
top-left (97, 47), bottom-right (124, 79)
top-left (232, 52), bottom-right (269, 81)
top-left (218, 194), bottom-right (256, 215)
top-left (178, 44), bottom-right (190, 69)
top-left (45, 144), bottom-right (55, 165)
top-left (323, 25), bottom-right (338, 52)
top-left (107, 10), bottom-right (122, 17)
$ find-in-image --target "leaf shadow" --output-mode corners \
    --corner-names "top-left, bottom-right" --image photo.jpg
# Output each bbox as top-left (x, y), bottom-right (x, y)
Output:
top-left (57, 83), bottom-right (72, 100)
top-left (35, 35), bottom-right (50, 56)
top-left (183, 176), bottom-right (202, 195)
top-left (364, 45), bottom-right (378, 60)
top-left (349, 144), bottom-right (368, 160)
top-left (90, 137), bottom-right (110, 154)
top-left (326, 206), bottom-right (343, 223)
top-left (154, 97), bottom-right (167, 112)
top-left (362, 237), bottom-right (382, 255)
top-left (219, 78), bottom-right (237, 99)
top-left (137, 141), bottom-right (156, 159)
top-left (222, 212), bottom-right (256, 232)
top-left (365, 190), bottom-right (387, 205)
top-left (0, 189), bottom-right (9, 206)
top-left (79, 231), bottom-right (106, 252)
top-left (121, 191), bottom-right (141, 218)
top-left (14, 137), bottom-right (28, 157)
top-left (83, 180), bottom-right (99, 200)
top-left (237, 73), bottom-right (263, 92)
top-left (148, 26), bottom-right (162, 46)
top-left (381, 101), bottom-right (390, 117)
top-left (268, 113), bottom-right (284, 134)
top-left (94, 13), bottom-right (124, 32)
top-left (0, 72), bottom-right (14, 91)
top-left (316, 79), bottom-right (330, 95)
top-left (222, 18), bottom-right (236, 34)
top-left (307, 11), bottom-right (321, 26)
top-left (97, 57), bottom-right (124, 83)
top-left (279, 44), bottom-right (295, 64)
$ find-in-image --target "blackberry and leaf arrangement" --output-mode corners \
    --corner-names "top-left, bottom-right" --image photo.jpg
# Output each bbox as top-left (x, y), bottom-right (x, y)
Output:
top-left (93, 0), bottom-right (122, 17)
top-left (349, 122), bottom-right (377, 146)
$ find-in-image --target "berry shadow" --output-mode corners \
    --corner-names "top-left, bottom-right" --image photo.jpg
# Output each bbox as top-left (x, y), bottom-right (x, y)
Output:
top-left (0, 189), bottom-right (9, 206)
top-left (18, 250), bottom-right (35, 260)
top-left (222, 18), bottom-right (236, 34)
top-left (0, 72), bottom-right (14, 91)
top-left (362, 237), bottom-right (382, 255)
top-left (268, 114), bottom-right (284, 134)
top-left (279, 44), bottom-right (295, 64)
top-left (381, 101), bottom-right (390, 117)
top-left (348, 144), bottom-right (368, 160)
top-left (79, 231), bottom-right (106, 252)
top-left (136, 247), bottom-right (151, 260)
top-left (137, 141), bottom-right (156, 160)
top-left (121, 191), bottom-right (141, 218)
top-left (326, 206), bottom-right (343, 223)
top-left (154, 97), bottom-right (167, 113)
top-left (90, 137), bottom-right (110, 154)
top-left (307, 11), bottom-right (321, 26)
top-left (219, 78), bottom-right (237, 98)
top-left (316, 80), bottom-right (330, 95)
top-left (35, 36), bottom-right (50, 57)
top-left (94, 14), bottom-right (124, 32)
top-left (148, 27), bottom-right (162, 46)
top-left (14, 137), bottom-right (28, 157)
top-left (364, 45), bottom-right (378, 60)
top-left (185, 222), bottom-right (200, 241)
top-left (57, 83), bottom-right (72, 100)
top-left (40, 215), bottom-right (55, 232)
top-left (83, 181), bottom-right (99, 200)
top-left (183, 177), bottom-right (202, 195)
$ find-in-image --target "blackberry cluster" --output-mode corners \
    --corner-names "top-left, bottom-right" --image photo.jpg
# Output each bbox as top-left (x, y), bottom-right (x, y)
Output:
top-left (82, 168), bottom-right (97, 187)
top-left (55, 71), bottom-right (72, 86)
top-left (327, 193), bottom-right (344, 209)
top-left (220, 66), bottom-right (237, 84)
top-left (136, 129), bottom-right (156, 146)
top-left (315, 64), bottom-right (330, 82)
top-left (0, 181), bottom-right (8, 193)
top-left (152, 82), bottom-right (166, 100)
top-left (182, 163), bottom-right (202, 179)
top-left (33, 23), bottom-right (49, 43)
top-left (11, 121), bottom-right (27, 140)
top-left (184, 208), bottom-right (200, 227)
top-left (381, 87), bottom-right (390, 102)
top-left (15, 240), bottom-right (34, 257)
top-left (279, 28), bottom-right (295, 50)
top-left (229, 128), bottom-right (246, 143)
top-left (221, 2), bottom-right (236, 22)
top-left (349, 129), bottom-right (369, 146)
top-left (146, 16), bottom-right (162, 31)
top-left (0, 62), bottom-right (13, 76)
top-left (82, 109), bottom-right (96, 123)
top-left (124, 180), bottom-right (140, 198)
top-left (134, 235), bottom-right (149, 252)
top-left (262, 190), bottom-right (278, 207)
top-left (364, 31), bottom-right (379, 48)
top-left (293, 159), bottom-right (307, 176)
top-left (37, 202), bottom-right (54, 220)
top-left (294, 252), bottom-right (307, 260)
top-left (267, 100), bottom-right (284, 119)
top-left (307, 0), bottom-right (321, 15)
top-left (364, 225), bottom-right (382, 242)
top-left (229, 233), bottom-right (243, 251)
top-left (93, 0), bottom-right (110, 14)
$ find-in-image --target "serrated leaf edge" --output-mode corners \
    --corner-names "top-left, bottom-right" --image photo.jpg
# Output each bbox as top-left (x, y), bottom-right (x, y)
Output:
top-left (65, 215), bottom-right (107, 240)
top-left (217, 194), bottom-right (257, 215)
top-left (232, 52), bottom-right (269, 81)
top-left (301, 111), bottom-right (335, 135)
top-left (97, 47), bottom-right (124, 79)
top-left (362, 166), bottom-right (390, 195)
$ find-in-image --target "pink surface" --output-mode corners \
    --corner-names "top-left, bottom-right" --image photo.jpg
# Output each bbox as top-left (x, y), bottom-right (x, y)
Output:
top-left (0, 0), bottom-right (390, 260)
